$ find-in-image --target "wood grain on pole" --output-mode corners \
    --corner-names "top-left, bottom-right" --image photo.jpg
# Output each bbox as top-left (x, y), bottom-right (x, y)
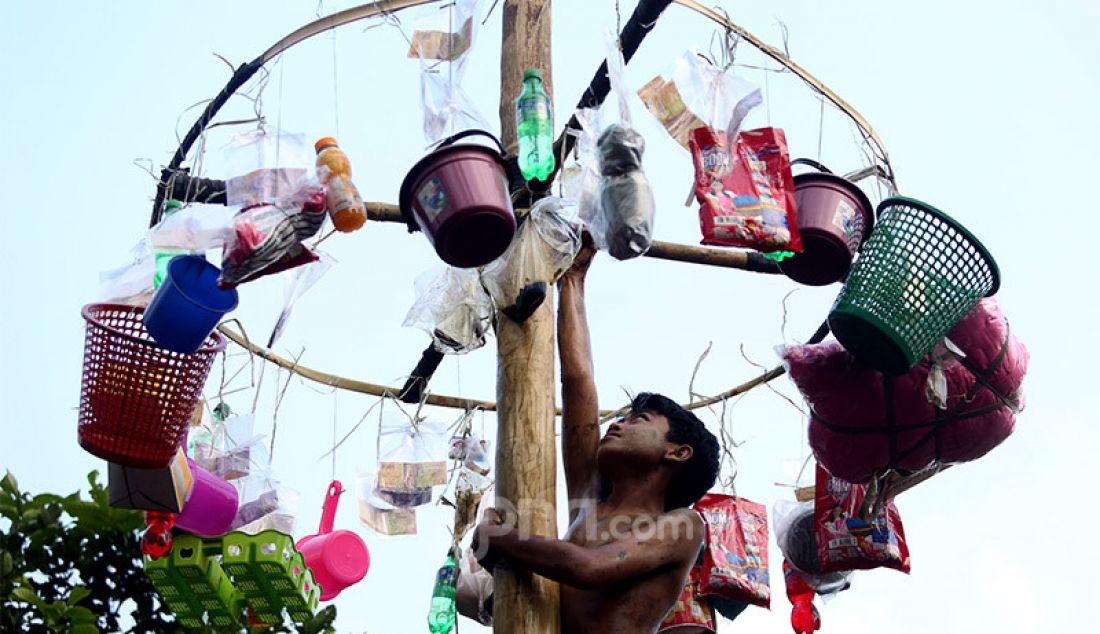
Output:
top-left (494, 1), bottom-right (560, 633)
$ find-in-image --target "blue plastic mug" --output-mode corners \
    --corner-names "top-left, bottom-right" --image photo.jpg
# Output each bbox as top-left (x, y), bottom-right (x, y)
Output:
top-left (144, 255), bottom-right (238, 354)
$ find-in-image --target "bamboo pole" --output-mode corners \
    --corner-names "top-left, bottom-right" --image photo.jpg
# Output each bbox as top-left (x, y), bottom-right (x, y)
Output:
top-left (492, 2), bottom-right (559, 632)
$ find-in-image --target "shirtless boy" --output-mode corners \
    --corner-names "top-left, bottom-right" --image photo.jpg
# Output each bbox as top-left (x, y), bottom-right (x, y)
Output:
top-left (474, 236), bottom-right (720, 633)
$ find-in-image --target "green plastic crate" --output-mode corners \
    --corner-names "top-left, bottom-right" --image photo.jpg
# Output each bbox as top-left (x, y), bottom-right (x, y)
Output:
top-left (221, 530), bottom-right (320, 625)
top-left (144, 534), bottom-right (241, 631)
top-left (828, 196), bottom-right (999, 375)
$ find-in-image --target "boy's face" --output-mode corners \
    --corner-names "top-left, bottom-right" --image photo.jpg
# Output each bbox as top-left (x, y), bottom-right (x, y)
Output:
top-left (597, 409), bottom-right (675, 468)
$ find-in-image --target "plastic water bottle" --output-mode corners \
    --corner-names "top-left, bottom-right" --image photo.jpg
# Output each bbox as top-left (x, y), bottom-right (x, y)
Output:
top-left (427, 549), bottom-right (458, 633)
top-left (315, 137), bottom-right (367, 233)
top-left (153, 199), bottom-right (188, 289)
top-left (516, 68), bottom-right (554, 182)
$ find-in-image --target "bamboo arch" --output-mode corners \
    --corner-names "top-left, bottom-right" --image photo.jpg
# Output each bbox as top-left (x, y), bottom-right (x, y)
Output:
top-left (155, 0), bottom-right (892, 412)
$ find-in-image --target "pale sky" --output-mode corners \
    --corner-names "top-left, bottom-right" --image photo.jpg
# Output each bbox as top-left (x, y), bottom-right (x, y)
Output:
top-left (2, 1), bottom-right (1098, 633)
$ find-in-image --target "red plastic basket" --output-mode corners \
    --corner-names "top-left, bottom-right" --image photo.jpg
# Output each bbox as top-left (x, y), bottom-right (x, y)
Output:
top-left (78, 303), bottom-right (226, 468)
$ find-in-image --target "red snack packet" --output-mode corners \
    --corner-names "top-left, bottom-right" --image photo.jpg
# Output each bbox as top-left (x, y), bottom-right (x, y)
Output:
top-left (814, 465), bottom-right (910, 574)
top-left (695, 493), bottom-right (770, 608)
top-left (658, 566), bottom-right (717, 633)
top-left (689, 126), bottom-right (801, 253)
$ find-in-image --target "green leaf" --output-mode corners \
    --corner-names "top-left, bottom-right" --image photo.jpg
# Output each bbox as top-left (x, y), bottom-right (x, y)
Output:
top-left (66, 587), bottom-right (90, 606)
top-left (1, 472), bottom-right (18, 495)
top-left (10, 586), bottom-right (42, 608)
top-left (70, 623), bottom-right (99, 634)
top-left (0, 550), bottom-right (12, 577)
top-left (66, 605), bottom-right (96, 624)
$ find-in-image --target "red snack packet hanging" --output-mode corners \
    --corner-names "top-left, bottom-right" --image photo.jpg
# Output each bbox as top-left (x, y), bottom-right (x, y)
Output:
top-left (689, 126), bottom-right (801, 253)
top-left (814, 465), bottom-right (910, 574)
top-left (695, 493), bottom-right (771, 608)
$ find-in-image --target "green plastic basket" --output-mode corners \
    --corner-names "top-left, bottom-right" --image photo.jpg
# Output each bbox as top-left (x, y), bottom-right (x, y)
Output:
top-left (144, 534), bottom-right (242, 630)
top-left (828, 196), bottom-right (999, 375)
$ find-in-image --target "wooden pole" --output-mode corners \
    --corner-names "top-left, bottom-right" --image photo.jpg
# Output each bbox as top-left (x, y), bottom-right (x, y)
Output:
top-left (493, 1), bottom-right (559, 633)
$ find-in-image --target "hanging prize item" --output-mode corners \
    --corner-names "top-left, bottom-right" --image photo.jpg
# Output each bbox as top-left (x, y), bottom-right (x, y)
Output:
top-left (399, 130), bottom-right (517, 268)
top-left (828, 196), bottom-right (1000, 374)
top-left (428, 548), bottom-right (458, 634)
top-left (783, 561), bottom-right (821, 634)
top-left (813, 465), bottom-right (910, 574)
top-left (658, 565), bottom-right (718, 633)
top-left (695, 494), bottom-right (771, 609)
top-left (777, 160), bottom-right (875, 286)
top-left (403, 265), bottom-right (493, 355)
top-left (153, 200), bottom-right (189, 289)
top-left (516, 68), bottom-right (555, 181)
top-left (690, 126), bottom-right (802, 255)
top-left (296, 481), bottom-right (370, 601)
top-left (357, 475), bottom-right (418, 536)
top-left (142, 511), bottom-right (177, 560)
top-left (78, 304), bottom-right (224, 468)
top-left (174, 458), bottom-right (239, 537)
top-left (144, 255), bottom-right (239, 354)
top-left (315, 137), bottom-right (366, 232)
top-left (782, 298), bottom-right (1027, 484)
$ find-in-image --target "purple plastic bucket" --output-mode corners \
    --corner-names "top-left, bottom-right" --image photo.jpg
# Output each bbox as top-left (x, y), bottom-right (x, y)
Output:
top-left (175, 458), bottom-right (239, 537)
top-left (778, 164), bottom-right (874, 286)
top-left (399, 130), bottom-right (516, 268)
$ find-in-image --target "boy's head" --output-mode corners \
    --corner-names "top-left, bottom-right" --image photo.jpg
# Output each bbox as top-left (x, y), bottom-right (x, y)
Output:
top-left (597, 392), bottom-right (720, 510)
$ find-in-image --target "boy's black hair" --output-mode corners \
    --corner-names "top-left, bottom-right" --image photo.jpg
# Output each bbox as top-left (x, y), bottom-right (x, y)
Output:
top-left (598, 392), bottom-right (720, 510)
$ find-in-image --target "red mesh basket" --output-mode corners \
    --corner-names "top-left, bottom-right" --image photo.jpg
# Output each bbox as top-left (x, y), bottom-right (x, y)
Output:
top-left (78, 303), bottom-right (226, 468)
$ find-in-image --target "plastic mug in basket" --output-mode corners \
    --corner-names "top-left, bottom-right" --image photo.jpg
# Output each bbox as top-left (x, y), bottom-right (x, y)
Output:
top-left (143, 254), bottom-right (239, 354)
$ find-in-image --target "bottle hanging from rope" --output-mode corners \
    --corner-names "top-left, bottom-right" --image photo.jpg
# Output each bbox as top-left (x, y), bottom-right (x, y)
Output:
top-left (315, 137), bottom-right (366, 232)
top-left (427, 548), bottom-right (458, 633)
top-left (515, 68), bottom-right (555, 182)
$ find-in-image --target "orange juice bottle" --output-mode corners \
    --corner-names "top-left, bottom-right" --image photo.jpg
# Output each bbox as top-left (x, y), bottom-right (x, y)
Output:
top-left (315, 137), bottom-right (366, 232)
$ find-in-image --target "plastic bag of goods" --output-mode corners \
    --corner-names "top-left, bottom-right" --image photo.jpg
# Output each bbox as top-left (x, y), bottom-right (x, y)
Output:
top-left (695, 493), bottom-right (770, 609)
top-left (813, 465), bottom-right (910, 574)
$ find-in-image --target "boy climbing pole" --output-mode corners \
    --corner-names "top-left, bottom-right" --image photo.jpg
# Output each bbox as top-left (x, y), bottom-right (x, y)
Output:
top-left (474, 234), bottom-right (721, 633)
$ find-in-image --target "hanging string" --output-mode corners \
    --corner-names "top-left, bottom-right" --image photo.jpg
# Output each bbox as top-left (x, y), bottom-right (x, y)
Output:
top-left (816, 95), bottom-right (825, 161)
top-left (332, 390), bottom-right (338, 482)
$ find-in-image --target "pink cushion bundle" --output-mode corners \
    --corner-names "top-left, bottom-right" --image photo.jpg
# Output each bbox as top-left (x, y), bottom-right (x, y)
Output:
top-left (782, 298), bottom-right (1028, 483)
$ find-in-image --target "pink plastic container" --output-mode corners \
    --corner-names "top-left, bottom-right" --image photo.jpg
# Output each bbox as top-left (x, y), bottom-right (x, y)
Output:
top-left (399, 130), bottom-right (516, 268)
top-left (778, 160), bottom-right (874, 286)
top-left (174, 459), bottom-right (239, 537)
top-left (296, 480), bottom-right (370, 601)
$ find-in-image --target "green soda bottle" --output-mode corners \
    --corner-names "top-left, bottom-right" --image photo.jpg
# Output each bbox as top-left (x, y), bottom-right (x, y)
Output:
top-left (153, 199), bottom-right (188, 289)
top-left (516, 68), bottom-right (554, 182)
top-left (427, 549), bottom-right (458, 633)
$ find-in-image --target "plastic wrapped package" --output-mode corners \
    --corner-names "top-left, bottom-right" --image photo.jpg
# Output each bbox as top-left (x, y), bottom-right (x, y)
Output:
top-left (773, 499), bottom-right (852, 596)
top-left (148, 203), bottom-right (237, 253)
top-left (406, 0), bottom-right (490, 144)
top-left (638, 49), bottom-right (762, 150)
top-left (403, 266), bottom-right (493, 354)
top-left (191, 413), bottom-right (258, 481)
top-left (376, 417), bottom-right (448, 491)
top-left (690, 126), bottom-right (802, 254)
top-left (230, 474), bottom-right (300, 535)
top-left (219, 184), bottom-right (326, 288)
top-left (357, 475), bottom-right (417, 536)
top-left (449, 432), bottom-right (492, 477)
top-left (481, 197), bottom-right (580, 321)
top-left (222, 127), bottom-right (313, 209)
top-left (814, 465), bottom-right (910, 574)
top-left (695, 493), bottom-right (770, 609)
top-left (781, 298), bottom-right (1028, 483)
top-left (98, 239), bottom-right (155, 305)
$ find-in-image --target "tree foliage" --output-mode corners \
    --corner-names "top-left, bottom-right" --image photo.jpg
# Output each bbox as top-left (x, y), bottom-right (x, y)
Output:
top-left (0, 471), bottom-right (338, 633)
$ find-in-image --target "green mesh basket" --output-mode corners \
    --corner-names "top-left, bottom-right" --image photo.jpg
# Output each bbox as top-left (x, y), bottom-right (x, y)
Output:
top-left (828, 196), bottom-right (999, 375)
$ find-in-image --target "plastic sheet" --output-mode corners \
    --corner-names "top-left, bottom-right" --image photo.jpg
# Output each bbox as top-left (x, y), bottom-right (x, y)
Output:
top-left (407, 0), bottom-right (491, 144)
top-left (403, 266), bottom-right (493, 354)
top-left (267, 251), bottom-right (336, 348)
top-left (481, 197), bottom-right (580, 321)
top-left (638, 49), bottom-right (762, 150)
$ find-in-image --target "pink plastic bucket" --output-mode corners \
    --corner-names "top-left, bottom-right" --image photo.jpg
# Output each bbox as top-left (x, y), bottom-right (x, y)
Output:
top-left (399, 130), bottom-right (516, 268)
top-left (778, 160), bottom-right (874, 286)
top-left (296, 481), bottom-right (370, 601)
top-left (174, 458), bottom-right (239, 537)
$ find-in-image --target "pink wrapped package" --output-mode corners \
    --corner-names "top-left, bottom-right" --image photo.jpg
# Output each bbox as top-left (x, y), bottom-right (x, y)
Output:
top-left (781, 298), bottom-right (1028, 483)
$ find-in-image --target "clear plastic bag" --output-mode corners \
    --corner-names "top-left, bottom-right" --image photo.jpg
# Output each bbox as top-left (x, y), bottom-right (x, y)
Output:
top-left (98, 239), bottom-right (155, 305)
top-left (191, 413), bottom-right (259, 481)
top-left (407, 0), bottom-right (491, 144)
top-left (481, 197), bottom-right (580, 321)
top-left (456, 544), bottom-right (493, 626)
top-left (267, 251), bottom-right (336, 348)
top-left (403, 265), bottom-right (493, 354)
top-left (566, 33), bottom-right (656, 260)
top-left (773, 499), bottom-right (853, 597)
top-left (638, 49), bottom-right (762, 150)
top-left (376, 416), bottom-right (449, 491)
top-left (148, 202), bottom-right (237, 252)
top-left (223, 127), bottom-right (313, 208)
top-left (356, 475), bottom-right (418, 536)
top-left (230, 473), bottom-right (300, 535)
